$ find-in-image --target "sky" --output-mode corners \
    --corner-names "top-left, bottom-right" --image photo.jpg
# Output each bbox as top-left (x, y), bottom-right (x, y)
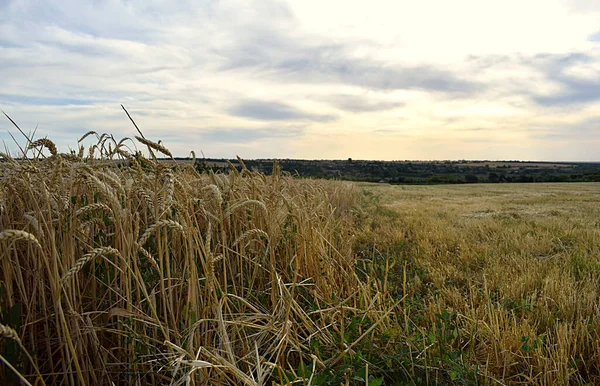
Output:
top-left (1, 0), bottom-right (600, 161)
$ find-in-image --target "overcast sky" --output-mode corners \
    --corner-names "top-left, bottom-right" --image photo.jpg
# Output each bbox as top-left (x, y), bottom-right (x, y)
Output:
top-left (1, 0), bottom-right (599, 160)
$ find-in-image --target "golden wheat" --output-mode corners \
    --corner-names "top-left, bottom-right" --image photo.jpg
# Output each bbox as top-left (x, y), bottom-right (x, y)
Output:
top-left (0, 229), bottom-right (41, 247)
top-left (135, 135), bottom-right (173, 158)
top-left (0, 131), bottom-right (417, 384)
top-left (138, 219), bottom-right (185, 246)
top-left (0, 324), bottom-right (20, 343)
top-left (61, 246), bottom-right (121, 283)
top-left (28, 138), bottom-right (57, 156)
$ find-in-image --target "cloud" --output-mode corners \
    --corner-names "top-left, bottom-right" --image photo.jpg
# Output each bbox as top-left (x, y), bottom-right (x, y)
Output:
top-left (228, 100), bottom-right (336, 122)
top-left (218, 27), bottom-right (480, 94)
top-left (1, 0), bottom-right (600, 160)
top-left (0, 94), bottom-right (99, 106)
top-left (529, 117), bottom-right (600, 141)
top-left (295, 60), bottom-right (477, 93)
top-left (459, 127), bottom-right (486, 131)
top-left (323, 94), bottom-right (401, 112)
top-left (534, 81), bottom-right (600, 106)
top-left (568, 0), bottom-right (600, 12)
top-left (200, 126), bottom-right (305, 143)
top-left (528, 52), bottom-right (600, 106)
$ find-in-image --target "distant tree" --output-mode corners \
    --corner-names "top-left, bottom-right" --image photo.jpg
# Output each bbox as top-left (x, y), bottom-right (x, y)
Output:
top-left (194, 157), bottom-right (209, 173)
top-left (488, 172), bottom-right (499, 183)
top-left (348, 157), bottom-right (353, 163)
top-left (465, 174), bottom-right (479, 183)
top-left (517, 175), bottom-right (534, 183)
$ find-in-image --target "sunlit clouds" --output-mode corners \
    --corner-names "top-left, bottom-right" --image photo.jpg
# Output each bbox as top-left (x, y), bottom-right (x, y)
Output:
top-left (1, 0), bottom-right (599, 160)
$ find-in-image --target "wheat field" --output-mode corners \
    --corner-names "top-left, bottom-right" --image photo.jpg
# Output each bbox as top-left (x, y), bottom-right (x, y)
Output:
top-left (0, 132), bottom-right (399, 385)
top-left (358, 182), bottom-right (600, 385)
top-left (1, 131), bottom-right (600, 385)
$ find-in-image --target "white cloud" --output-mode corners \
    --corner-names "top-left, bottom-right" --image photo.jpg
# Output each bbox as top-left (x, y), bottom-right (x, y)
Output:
top-left (0, 0), bottom-right (599, 160)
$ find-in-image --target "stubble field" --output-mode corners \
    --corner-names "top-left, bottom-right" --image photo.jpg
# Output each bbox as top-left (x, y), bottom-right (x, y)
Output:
top-left (358, 182), bottom-right (600, 385)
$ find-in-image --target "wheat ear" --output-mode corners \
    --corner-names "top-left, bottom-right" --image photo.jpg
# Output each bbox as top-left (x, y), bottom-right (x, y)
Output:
top-left (0, 229), bottom-right (42, 248)
top-left (28, 138), bottom-right (57, 156)
top-left (138, 220), bottom-right (185, 246)
top-left (62, 247), bottom-right (121, 283)
top-left (135, 136), bottom-right (173, 158)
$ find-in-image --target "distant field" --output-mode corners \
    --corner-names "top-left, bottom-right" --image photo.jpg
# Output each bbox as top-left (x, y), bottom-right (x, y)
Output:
top-left (194, 158), bottom-right (600, 184)
top-left (460, 162), bottom-right (575, 168)
top-left (364, 182), bottom-right (600, 215)
top-left (357, 182), bottom-right (600, 384)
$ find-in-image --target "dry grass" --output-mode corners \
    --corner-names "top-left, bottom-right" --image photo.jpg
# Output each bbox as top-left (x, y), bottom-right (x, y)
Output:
top-left (359, 182), bottom-right (600, 385)
top-left (0, 133), bottom-right (396, 385)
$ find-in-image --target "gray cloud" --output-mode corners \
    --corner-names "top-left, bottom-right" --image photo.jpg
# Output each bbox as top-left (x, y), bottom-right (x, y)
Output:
top-left (1, 0), bottom-right (600, 160)
top-left (323, 94), bottom-right (401, 112)
top-left (200, 126), bottom-right (305, 143)
top-left (529, 53), bottom-right (600, 106)
top-left (217, 26), bottom-right (481, 94)
top-left (462, 52), bottom-right (600, 106)
top-left (321, 61), bottom-right (476, 93)
top-left (534, 81), bottom-right (600, 106)
top-left (0, 1), bottom-right (208, 43)
top-left (228, 100), bottom-right (336, 122)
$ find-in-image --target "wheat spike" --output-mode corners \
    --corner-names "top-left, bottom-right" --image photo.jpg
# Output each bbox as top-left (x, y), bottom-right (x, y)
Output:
top-left (137, 244), bottom-right (160, 271)
top-left (0, 324), bottom-right (21, 343)
top-left (201, 184), bottom-right (223, 205)
top-left (225, 199), bottom-right (268, 218)
top-left (233, 228), bottom-right (270, 248)
top-left (135, 136), bottom-right (173, 158)
top-left (138, 220), bottom-right (185, 246)
top-left (28, 138), bottom-right (57, 156)
top-left (76, 203), bottom-right (114, 218)
top-left (62, 247), bottom-right (120, 283)
top-left (23, 213), bottom-right (41, 235)
top-left (78, 130), bottom-right (98, 142)
top-left (0, 229), bottom-right (41, 248)
top-left (57, 153), bottom-right (82, 162)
